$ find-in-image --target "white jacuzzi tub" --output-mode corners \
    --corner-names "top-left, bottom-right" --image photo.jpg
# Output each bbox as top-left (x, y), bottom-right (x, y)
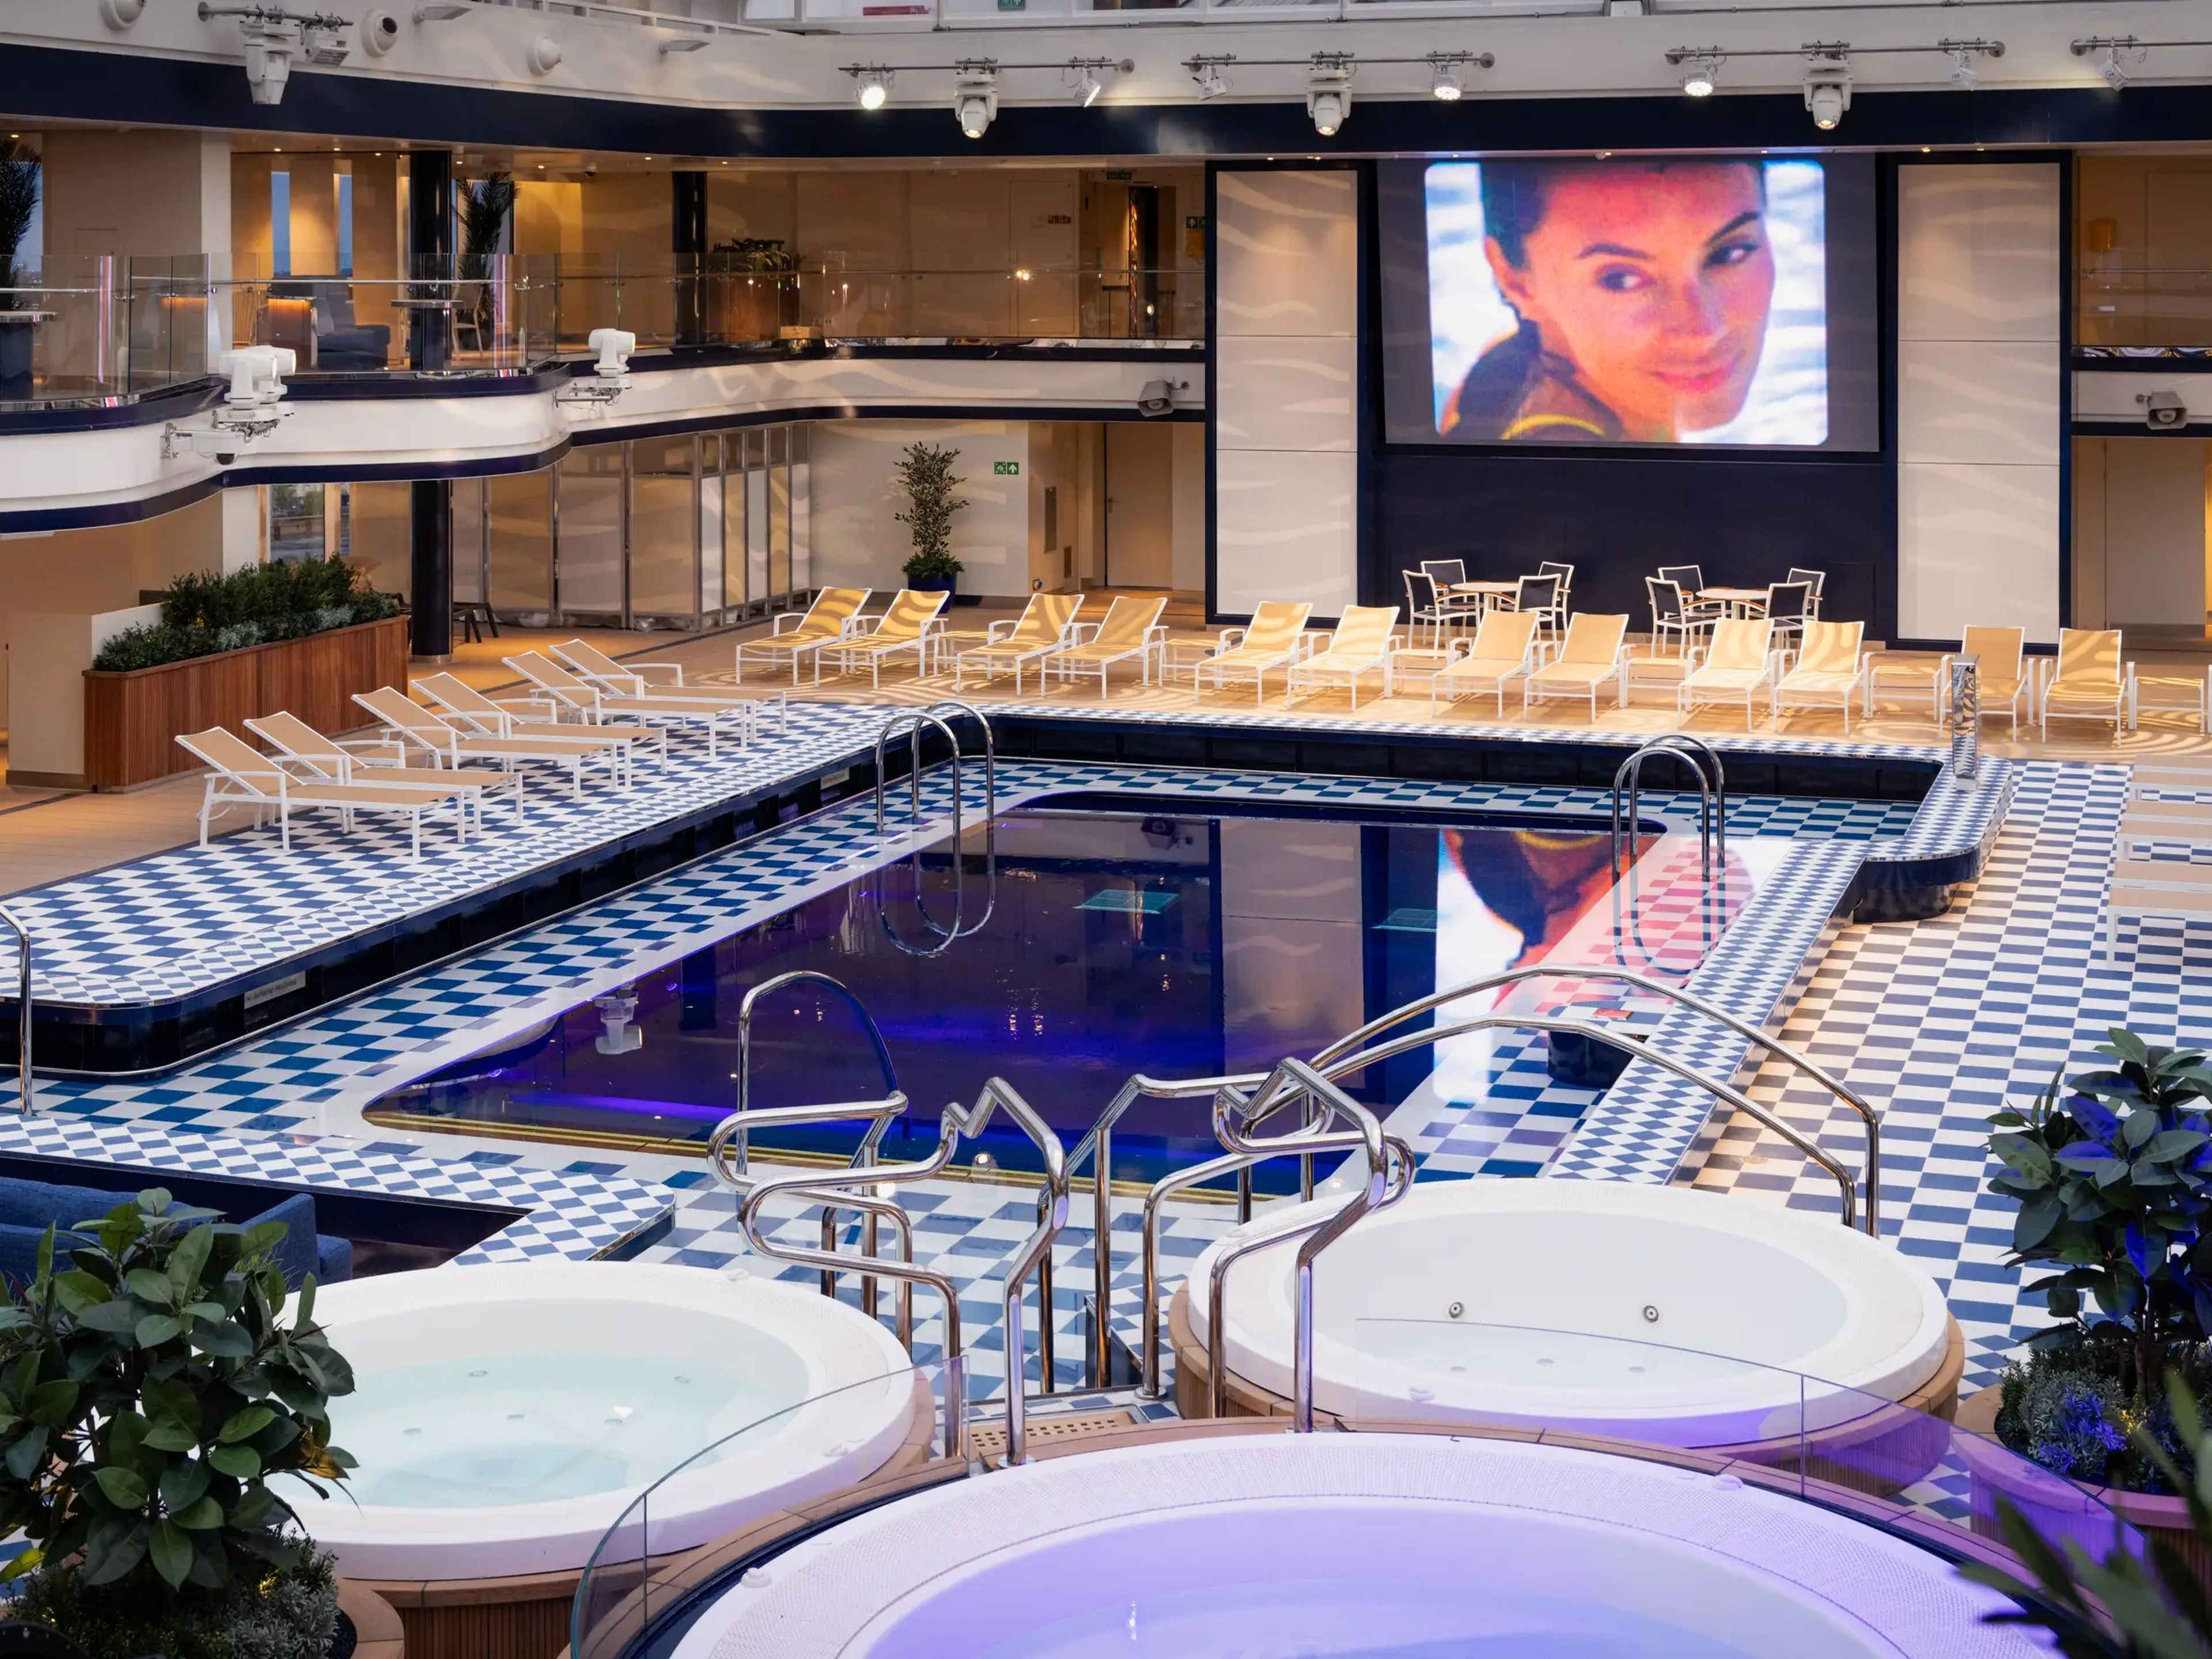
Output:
top-left (293, 1262), bottom-right (919, 1580)
top-left (1186, 1180), bottom-right (1953, 1443)
top-left (673, 1434), bottom-right (2040, 1659)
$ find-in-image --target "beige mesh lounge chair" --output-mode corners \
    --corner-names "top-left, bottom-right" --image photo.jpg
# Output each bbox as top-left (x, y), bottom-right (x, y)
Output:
top-left (1286, 605), bottom-right (1400, 710)
top-left (1431, 611), bottom-right (1541, 718)
top-left (1191, 601), bottom-right (1313, 706)
top-left (1523, 613), bottom-right (1630, 722)
top-left (733, 587), bottom-right (871, 684)
top-left (543, 637), bottom-right (696, 692)
top-left (1770, 620), bottom-right (1869, 732)
top-left (176, 726), bottom-right (469, 860)
top-left (1931, 626), bottom-right (2027, 736)
top-left (1677, 618), bottom-right (1782, 732)
top-left (412, 673), bottom-right (670, 771)
top-left (245, 710), bottom-right (525, 834)
top-left (549, 638), bottom-right (789, 734)
top-left (505, 652), bottom-right (759, 758)
top-left (355, 687), bottom-right (633, 798)
top-left (1042, 595), bottom-right (1168, 697)
top-left (817, 590), bottom-right (952, 688)
top-left (951, 593), bottom-right (1085, 694)
top-left (2040, 627), bottom-right (2135, 738)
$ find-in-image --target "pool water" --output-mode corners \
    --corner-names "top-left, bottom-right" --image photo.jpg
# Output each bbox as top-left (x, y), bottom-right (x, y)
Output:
top-left (975, 1580), bottom-right (1761, 1658)
top-left (335, 1352), bottom-right (779, 1509)
top-left (369, 797), bottom-right (1650, 1184)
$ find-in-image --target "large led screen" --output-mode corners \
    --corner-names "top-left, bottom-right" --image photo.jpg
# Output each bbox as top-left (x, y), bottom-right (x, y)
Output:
top-left (1376, 154), bottom-right (1880, 452)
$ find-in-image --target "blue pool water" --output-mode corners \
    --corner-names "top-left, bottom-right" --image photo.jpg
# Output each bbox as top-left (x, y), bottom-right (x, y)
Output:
top-left (369, 797), bottom-right (1649, 1185)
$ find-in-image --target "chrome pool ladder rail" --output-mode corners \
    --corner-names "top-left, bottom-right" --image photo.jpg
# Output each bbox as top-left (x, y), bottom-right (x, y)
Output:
top-left (720, 1077), bottom-right (1069, 1467)
top-left (1308, 961), bottom-right (1878, 1235)
top-left (1611, 735), bottom-right (1727, 880)
top-left (713, 971), bottom-right (911, 1330)
top-left (0, 906), bottom-right (28, 1115)
top-left (872, 698), bottom-right (998, 839)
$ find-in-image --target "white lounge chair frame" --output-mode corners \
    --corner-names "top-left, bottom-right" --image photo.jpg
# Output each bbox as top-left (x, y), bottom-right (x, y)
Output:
top-left (176, 728), bottom-right (468, 861)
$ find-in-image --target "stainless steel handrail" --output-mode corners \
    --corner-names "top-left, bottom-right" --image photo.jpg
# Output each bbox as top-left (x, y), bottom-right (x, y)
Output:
top-left (874, 710), bottom-right (964, 840)
top-left (1611, 735), bottom-right (1727, 880)
top-left (0, 908), bottom-right (26, 1116)
top-left (1948, 653), bottom-right (1981, 781)
top-left (922, 699), bottom-right (997, 823)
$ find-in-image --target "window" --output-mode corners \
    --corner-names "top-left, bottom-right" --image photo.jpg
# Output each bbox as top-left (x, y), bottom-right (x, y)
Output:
top-left (270, 170), bottom-right (291, 275)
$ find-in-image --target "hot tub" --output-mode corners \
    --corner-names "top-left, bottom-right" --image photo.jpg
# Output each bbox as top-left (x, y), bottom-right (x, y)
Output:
top-left (671, 1434), bottom-right (2041, 1659)
top-left (1178, 1180), bottom-right (1957, 1444)
top-left (294, 1262), bottom-right (920, 1581)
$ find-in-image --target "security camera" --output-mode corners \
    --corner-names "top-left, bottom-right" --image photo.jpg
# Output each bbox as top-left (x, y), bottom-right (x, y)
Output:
top-left (99, 0), bottom-right (146, 28)
top-left (198, 5), bottom-right (350, 104)
top-left (1137, 377), bottom-right (1184, 418)
top-left (2141, 389), bottom-right (2188, 430)
top-left (219, 344), bottom-right (296, 408)
top-left (361, 7), bottom-right (397, 52)
top-left (526, 33), bottom-right (562, 75)
top-left (588, 328), bottom-right (637, 378)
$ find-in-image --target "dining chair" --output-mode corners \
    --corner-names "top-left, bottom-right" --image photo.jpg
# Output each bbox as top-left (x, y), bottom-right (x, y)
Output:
top-left (1657, 564), bottom-right (1728, 623)
top-left (1646, 577), bottom-right (1711, 659)
top-left (1403, 569), bottom-right (1453, 651)
top-left (1536, 561), bottom-right (1575, 628)
top-left (1502, 574), bottom-right (1563, 647)
top-left (1786, 567), bottom-right (1827, 618)
top-left (1417, 559), bottom-right (1480, 633)
top-left (1763, 581), bottom-right (1814, 662)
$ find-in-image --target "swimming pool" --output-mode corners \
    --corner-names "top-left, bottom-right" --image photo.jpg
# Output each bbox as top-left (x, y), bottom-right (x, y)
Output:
top-left (367, 796), bottom-right (1660, 1184)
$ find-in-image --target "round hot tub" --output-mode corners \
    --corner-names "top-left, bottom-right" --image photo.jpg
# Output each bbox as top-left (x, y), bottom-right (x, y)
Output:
top-left (295, 1262), bottom-right (920, 1581)
top-left (671, 1433), bottom-right (2041, 1659)
top-left (1177, 1180), bottom-right (1959, 1444)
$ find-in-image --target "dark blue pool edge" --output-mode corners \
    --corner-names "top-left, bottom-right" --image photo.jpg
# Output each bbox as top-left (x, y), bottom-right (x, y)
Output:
top-left (6, 709), bottom-right (2005, 1075)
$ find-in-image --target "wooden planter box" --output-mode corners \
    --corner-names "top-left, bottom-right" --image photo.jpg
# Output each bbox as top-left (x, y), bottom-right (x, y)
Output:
top-left (82, 614), bottom-right (411, 791)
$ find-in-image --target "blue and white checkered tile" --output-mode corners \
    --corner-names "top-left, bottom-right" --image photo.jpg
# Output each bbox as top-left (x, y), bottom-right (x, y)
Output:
top-left (1677, 761), bottom-right (2183, 1393)
top-left (0, 1115), bottom-right (670, 1264)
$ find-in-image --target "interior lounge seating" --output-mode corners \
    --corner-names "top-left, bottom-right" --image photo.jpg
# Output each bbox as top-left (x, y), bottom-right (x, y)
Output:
top-left (412, 672), bottom-right (671, 771)
top-left (1430, 610), bottom-right (1541, 717)
top-left (505, 652), bottom-right (762, 757)
top-left (1523, 612), bottom-right (1630, 721)
top-left (262, 279), bottom-right (392, 371)
top-left (1677, 618), bottom-right (1782, 732)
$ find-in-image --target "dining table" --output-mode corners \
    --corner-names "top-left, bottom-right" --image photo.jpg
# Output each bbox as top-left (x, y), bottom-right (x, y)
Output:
top-left (1447, 579), bottom-right (1522, 622)
top-left (1696, 586), bottom-right (1770, 619)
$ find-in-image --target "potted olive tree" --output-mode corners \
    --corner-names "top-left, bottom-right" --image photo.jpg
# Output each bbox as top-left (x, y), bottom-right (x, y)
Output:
top-left (893, 441), bottom-right (970, 604)
top-left (0, 1188), bottom-right (357, 1659)
top-left (1964, 1032), bottom-right (2212, 1560)
top-left (0, 138), bottom-right (40, 399)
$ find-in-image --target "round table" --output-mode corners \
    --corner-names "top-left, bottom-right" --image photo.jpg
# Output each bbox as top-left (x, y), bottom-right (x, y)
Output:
top-left (1697, 585), bottom-right (1770, 618)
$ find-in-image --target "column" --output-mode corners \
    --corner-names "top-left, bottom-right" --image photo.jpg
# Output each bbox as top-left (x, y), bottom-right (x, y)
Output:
top-left (410, 479), bottom-right (453, 659)
top-left (673, 169), bottom-right (707, 347)
top-left (405, 149), bottom-right (454, 372)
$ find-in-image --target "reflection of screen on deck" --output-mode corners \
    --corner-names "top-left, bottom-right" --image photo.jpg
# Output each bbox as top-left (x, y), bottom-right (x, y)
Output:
top-left (1376, 155), bottom-right (1878, 452)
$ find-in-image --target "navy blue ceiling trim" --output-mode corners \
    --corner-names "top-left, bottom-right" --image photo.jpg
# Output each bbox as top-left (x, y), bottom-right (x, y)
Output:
top-left (0, 479), bottom-right (217, 535)
top-left (5, 41), bottom-right (2212, 156)
top-left (2073, 354), bottom-right (2212, 374)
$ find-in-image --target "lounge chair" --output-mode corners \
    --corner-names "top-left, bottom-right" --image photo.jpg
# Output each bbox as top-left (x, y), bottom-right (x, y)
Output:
top-left (244, 710), bottom-right (525, 834)
top-left (543, 637), bottom-right (698, 692)
top-left (1677, 618), bottom-right (1782, 732)
top-left (817, 590), bottom-right (952, 688)
top-left (355, 687), bottom-right (633, 799)
top-left (1191, 601), bottom-right (1314, 706)
top-left (2102, 868), bottom-right (2212, 959)
top-left (2040, 627), bottom-right (2134, 739)
top-left (175, 726), bottom-right (469, 860)
top-left (1524, 613), bottom-right (1630, 722)
top-left (411, 672), bottom-right (671, 772)
top-left (1771, 620), bottom-right (1869, 732)
top-left (1042, 594), bottom-right (1168, 697)
top-left (1287, 605), bottom-right (1400, 709)
top-left (950, 593), bottom-right (1085, 694)
top-left (504, 652), bottom-right (759, 759)
top-left (549, 638), bottom-right (790, 733)
top-left (733, 588), bottom-right (872, 685)
top-left (1930, 626), bottom-right (2027, 736)
top-left (1430, 611), bottom-right (1541, 718)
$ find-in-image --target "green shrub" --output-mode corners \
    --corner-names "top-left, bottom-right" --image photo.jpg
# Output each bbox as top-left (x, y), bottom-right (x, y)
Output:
top-left (1995, 1325), bottom-right (2211, 1491)
top-left (92, 560), bottom-right (403, 672)
top-left (12, 1550), bottom-right (337, 1659)
top-left (0, 1188), bottom-right (355, 1659)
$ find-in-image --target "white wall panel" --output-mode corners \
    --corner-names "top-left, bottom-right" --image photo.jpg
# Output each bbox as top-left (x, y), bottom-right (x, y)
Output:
top-left (1897, 343), bottom-right (2062, 467)
top-left (1213, 169), bottom-right (1359, 620)
top-left (1896, 163), bottom-right (2062, 645)
top-left (808, 420), bottom-right (1031, 599)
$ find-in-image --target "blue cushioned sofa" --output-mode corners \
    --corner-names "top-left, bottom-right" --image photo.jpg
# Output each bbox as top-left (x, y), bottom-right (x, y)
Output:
top-left (0, 1176), bottom-right (353, 1293)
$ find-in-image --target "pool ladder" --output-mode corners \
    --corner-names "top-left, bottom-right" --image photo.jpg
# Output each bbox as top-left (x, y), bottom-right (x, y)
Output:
top-left (873, 702), bottom-right (1000, 953)
top-left (1077, 963), bottom-right (1883, 1406)
top-left (1611, 735), bottom-right (1726, 880)
top-left (706, 969), bottom-right (1069, 1467)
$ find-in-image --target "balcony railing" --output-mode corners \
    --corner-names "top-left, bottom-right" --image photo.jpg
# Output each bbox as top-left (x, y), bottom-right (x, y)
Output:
top-left (0, 253), bottom-right (1202, 410)
top-left (2078, 263), bottom-right (2212, 351)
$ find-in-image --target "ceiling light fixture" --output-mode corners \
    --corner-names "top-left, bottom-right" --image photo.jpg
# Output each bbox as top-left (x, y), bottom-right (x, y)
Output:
top-left (1427, 52), bottom-right (1468, 101)
top-left (1938, 38), bottom-right (2003, 91)
top-left (1676, 52), bottom-right (1722, 97)
top-left (954, 63), bottom-right (998, 140)
top-left (2072, 36), bottom-right (2143, 90)
top-left (1802, 53), bottom-right (1851, 130)
top-left (1307, 56), bottom-right (1353, 137)
top-left (1190, 56), bottom-right (1231, 100)
top-left (658, 35), bottom-right (706, 55)
top-left (1072, 64), bottom-right (1102, 106)
top-left (852, 66), bottom-right (893, 109)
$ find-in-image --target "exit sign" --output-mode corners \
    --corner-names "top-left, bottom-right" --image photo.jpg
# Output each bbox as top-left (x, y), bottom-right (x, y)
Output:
top-left (994, 460), bottom-right (1020, 476)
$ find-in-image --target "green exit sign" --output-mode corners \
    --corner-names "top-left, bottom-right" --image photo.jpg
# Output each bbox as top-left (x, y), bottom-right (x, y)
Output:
top-left (994, 460), bottom-right (1020, 476)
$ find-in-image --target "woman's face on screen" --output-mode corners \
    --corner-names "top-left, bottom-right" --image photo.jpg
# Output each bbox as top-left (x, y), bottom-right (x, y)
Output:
top-left (1488, 165), bottom-right (1776, 440)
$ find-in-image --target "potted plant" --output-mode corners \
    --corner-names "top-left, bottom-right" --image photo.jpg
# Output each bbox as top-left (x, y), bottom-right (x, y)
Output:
top-left (458, 171), bottom-right (516, 348)
top-left (0, 1188), bottom-right (358, 1659)
top-left (709, 238), bottom-right (800, 340)
top-left (1960, 1032), bottom-right (2212, 1561)
top-left (893, 441), bottom-right (969, 604)
top-left (0, 137), bottom-right (40, 398)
